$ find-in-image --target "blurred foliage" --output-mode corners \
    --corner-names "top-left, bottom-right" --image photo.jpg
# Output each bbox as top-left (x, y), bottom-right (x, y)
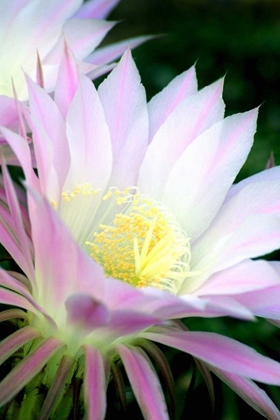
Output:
top-left (103, 1), bottom-right (280, 418)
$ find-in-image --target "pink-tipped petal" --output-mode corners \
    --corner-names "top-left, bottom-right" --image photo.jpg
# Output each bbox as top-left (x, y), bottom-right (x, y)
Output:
top-left (192, 174), bottom-right (280, 278)
top-left (54, 41), bottom-right (80, 118)
top-left (26, 75), bottom-right (69, 196)
top-left (234, 283), bottom-right (280, 320)
top-left (55, 19), bottom-right (116, 61)
top-left (201, 295), bottom-right (254, 320)
top-left (0, 0), bottom-right (84, 98)
top-left (147, 66), bottom-right (198, 141)
top-left (85, 62), bottom-right (116, 80)
top-left (191, 259), bottom-right (280, 297)
top-left (163, 109), bottom-right (258, 240)
top-left (227, 165), bottom-right (280, 201)
top-left (83, 345), bottom-right (107, 420)
top-left (98, 50), bottom-right (149, 188)
top-left (87, 35), bottom-right (154, 65)
top-left (64, 73), bottom-right (112, 190)
top-left (74, 0), bottom-right (121, 19)
top-left (140, 331), bottom-right (280, 384)
top-left (138, 79), bottom-right (225, 200)
top-left (254, 304), bottom-right (280, 320)
top-left (195, 215), bottom-right (280, 283)
top-left (115, 344), bottom-right (169, 420)
top-left (212, 368), bottom-right (280, 420)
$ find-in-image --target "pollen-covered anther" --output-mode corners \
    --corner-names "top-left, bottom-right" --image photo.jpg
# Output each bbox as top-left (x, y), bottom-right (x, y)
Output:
top-left (86, 188), bottom-right (192, 294)
top-left (61, 184), bottom-right (101, 202)
top-left (50, 199), bottom-right (57, 209)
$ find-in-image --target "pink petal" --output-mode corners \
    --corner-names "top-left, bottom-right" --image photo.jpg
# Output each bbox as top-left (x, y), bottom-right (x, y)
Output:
top-left (85, 62), bottom-right (116, 80)
top-left (201, 295), bottom-right (254, 320)
top-left (163, 109), bottom-right (258, 240)
top-left (87, 35), bottom-right (154, 65)
top-left (138, 79), bottom-right (225, 200)
top-left (0, 269), bottom-right (58, 329)
top-left (2, 161), bottom-right (35, 282)
top-left (0, 210), bottom-right (30, 280)
top-left (64, 72), bottom-right (112, 190)
top-left (46, 19), bottom-right (115, 63)
top-left (0, 268), bottom-right (33, 305)
top-left (39, 355), bottom-right (76, 420)
top-left (147, 66), bottom-right (198, 140)
top-left (98, 50), bottom-right (149, 188)
top-left (213, 368), bottom-right (280, 420)
top-left (0, 127), bottom-right (39, 190)
top-left (103, 279), bottom-right (251, 320)
top-left (74, 0), bottom-right (120, 19)
top-left (66, 293), bottom-right (110, 332)
top-left (271, 261), bottom-right (280, 275)
top-left (27, 190), bottom-right (107, 312)
top-left (102, 279), bottom-right (205, 316)
top-left (115, 344), bottom-right (169, 420)
top-left (54, 41), bottom-right (80, 118)
top-left (83, 345), bottom-right (107, 420)
top-left (192, 259), bottom-right (280, 297)
top-left (0, 326), bottom-right (41, 365)
top-left (27, 75), bottom-right (69, 197)
top-left (194, 216), bottom-right (280, 283)
top-left (63, 18), bottom-right (115, 59)
top-left (107, 311), bottom-right (160, 339)
top-left (0, 287), bottom-right (37, 312)
top-left (140, 331), bottom-right (280, 384)
top-left (0, 308), bottom-right (27, 322)
top-left (192, 172), bottom-right (280, 277)
top-left (235, 284), bottom-right (280, 321)
top-left (0, 337), bottom-right (63, 405)
top-left (136, 290), bottom-right (208, 319)
top-left (0, 0), bottom-right (84, 98)
top-left (0, 96), bottom-right (19, 128)
top-left (226, 166), bottom-right (280, 201)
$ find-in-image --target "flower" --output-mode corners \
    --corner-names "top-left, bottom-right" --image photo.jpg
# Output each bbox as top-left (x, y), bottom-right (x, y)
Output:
top-left (0, 0), bottom-right (151, 128)
top-left (1, 48), bottom-right (280, 418)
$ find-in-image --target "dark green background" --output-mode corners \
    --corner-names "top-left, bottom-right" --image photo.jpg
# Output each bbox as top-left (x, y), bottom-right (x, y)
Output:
top-left (104, 1), bottom-right (280, 419)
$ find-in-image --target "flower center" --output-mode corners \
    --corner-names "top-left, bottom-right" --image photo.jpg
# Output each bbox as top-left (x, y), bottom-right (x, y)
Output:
top-left (85, 187), bottom-right (191, 294)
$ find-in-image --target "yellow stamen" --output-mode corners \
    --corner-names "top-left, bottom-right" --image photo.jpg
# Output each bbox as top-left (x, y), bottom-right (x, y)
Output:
top-left (86, 187), bottom-right (192, 294)
top-left (61, 184), bottom-right (101, 202)
top-left (50, 199), bottom-right (57, 209)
